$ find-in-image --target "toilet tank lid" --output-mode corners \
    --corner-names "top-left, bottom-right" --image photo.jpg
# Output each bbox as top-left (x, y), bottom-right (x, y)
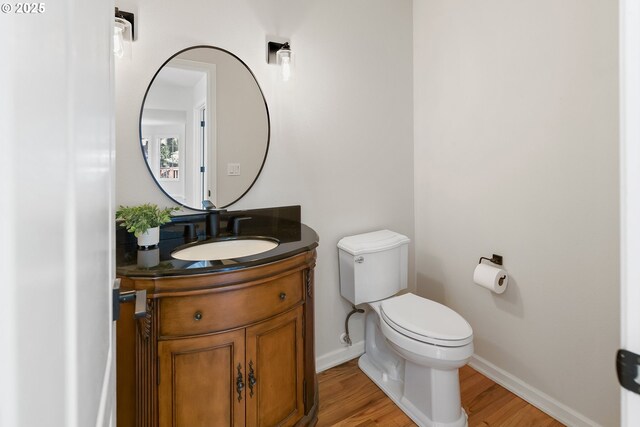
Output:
top-left (338, 230), bottom-right (410, 255)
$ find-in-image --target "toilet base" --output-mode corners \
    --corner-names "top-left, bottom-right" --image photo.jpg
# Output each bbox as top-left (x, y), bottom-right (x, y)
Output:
top-left (359, 354), bottom-right (468, 427)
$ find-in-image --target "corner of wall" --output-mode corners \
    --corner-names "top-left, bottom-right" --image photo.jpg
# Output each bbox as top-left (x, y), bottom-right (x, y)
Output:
top-left (316, 341), bottom-right (364, 374)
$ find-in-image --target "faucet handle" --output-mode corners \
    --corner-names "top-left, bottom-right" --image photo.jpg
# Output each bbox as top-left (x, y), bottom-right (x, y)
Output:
top-left (227, 216), bottom-right (252, 235)
top-left (183, 223), bottom-right (197, 241)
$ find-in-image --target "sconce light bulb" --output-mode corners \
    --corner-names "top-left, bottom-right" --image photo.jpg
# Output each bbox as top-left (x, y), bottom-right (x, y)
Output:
top-left (113, 26), bottom-right (124, 58)
top-left (113, 18), bottom-right (132, 59)
top-left (281, 56), bottom-right (291, 82)
top-left (276, 43), bottom-right (294, 82)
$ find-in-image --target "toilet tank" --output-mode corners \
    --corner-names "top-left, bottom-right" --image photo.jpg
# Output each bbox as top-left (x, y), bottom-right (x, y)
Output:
top-left (338, 230), bottom-right (410, 305)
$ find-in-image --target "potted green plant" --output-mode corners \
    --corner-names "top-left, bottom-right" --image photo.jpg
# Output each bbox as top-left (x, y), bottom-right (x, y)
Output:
top-left (116, 203), bottom-right (180, 247)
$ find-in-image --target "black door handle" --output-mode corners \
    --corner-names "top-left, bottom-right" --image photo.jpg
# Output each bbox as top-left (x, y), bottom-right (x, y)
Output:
top-left (113, 278), bottom-right (147, 321)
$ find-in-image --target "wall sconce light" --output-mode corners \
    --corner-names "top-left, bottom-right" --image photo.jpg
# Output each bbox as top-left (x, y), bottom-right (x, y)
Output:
top-left (267, 41), bottom-right (294, 82)
top-left (114, 8), bottom-right (135, 59)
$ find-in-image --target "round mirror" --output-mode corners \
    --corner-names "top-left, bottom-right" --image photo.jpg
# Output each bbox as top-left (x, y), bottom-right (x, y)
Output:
top-left (140, 46), bottom-right (270, 210)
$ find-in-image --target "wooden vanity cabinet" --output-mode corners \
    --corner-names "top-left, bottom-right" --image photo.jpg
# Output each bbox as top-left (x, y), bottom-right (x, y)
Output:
top-left (117, 251), bottom-right (317, 427)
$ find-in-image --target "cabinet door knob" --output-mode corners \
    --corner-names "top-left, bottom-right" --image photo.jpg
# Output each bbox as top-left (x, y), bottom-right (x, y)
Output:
top-left (279, 292), bottom-right (287, 301)
top-left (194, 311), bottom-right (203, 321)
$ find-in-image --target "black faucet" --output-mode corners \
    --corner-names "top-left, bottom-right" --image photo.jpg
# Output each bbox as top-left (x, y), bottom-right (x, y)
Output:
top-left (204, 207), bottom-right (227, 238)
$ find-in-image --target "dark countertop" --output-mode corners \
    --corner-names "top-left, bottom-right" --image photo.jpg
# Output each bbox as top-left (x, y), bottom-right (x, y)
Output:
top-left (116, 206), bottom-right (318, 278)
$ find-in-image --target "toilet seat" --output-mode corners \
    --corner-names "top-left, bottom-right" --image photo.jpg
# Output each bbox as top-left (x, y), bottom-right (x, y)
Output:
top-left (380, 293), bottom-right (473, 347)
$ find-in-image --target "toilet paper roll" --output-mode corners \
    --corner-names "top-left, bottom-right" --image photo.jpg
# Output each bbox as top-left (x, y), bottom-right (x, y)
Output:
top-left (473, 263), bottom-right (508, 294)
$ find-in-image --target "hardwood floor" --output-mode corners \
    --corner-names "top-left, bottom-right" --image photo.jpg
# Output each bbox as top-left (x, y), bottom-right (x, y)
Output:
top-left (316, 359), bottom-right (565, 427)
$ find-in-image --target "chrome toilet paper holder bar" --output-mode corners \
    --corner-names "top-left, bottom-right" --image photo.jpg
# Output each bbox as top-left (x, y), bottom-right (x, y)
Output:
top-left (478, 254), bottom-right (503, 266)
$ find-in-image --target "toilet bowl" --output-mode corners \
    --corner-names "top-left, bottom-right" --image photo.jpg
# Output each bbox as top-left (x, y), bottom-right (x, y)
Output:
top-left (338, 230), bottom-right (474, 427)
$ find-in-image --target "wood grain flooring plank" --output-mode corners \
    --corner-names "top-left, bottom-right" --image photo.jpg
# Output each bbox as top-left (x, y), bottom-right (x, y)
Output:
top-left (460, 369), bottom-right (495, 399)
top-left (466, 383), bottom-right (517, 423)
top-left (493, 404), bottom-right (566, 427)
top-left (471, 394), bottom-right (528, 427)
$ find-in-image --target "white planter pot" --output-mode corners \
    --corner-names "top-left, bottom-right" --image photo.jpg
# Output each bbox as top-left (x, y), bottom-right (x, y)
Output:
top-left (137, 226), bottom-right (160, 248)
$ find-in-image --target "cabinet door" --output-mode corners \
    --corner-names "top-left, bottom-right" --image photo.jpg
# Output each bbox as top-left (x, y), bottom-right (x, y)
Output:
top-left (159, 329), bottom-right (245, 427)
top-left (245, 307), bottom-right (304, 427)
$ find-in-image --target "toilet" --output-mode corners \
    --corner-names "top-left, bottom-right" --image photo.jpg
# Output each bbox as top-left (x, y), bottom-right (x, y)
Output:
top-left (338, 230), bottom-right (473, 427)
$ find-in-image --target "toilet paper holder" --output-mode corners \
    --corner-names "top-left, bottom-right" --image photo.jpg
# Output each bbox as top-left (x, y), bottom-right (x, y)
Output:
top-left (478, 254), bottom-right (506, 286)
top-left (478, 254), bottom-right (503, 266)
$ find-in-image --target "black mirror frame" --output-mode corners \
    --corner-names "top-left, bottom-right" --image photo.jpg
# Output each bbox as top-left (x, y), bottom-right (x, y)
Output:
top-left (138, 45), bottom-right (271, 211)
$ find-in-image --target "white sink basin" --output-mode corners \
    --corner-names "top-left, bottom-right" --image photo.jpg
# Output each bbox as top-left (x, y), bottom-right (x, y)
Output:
top-left (171, 238), bottom-right (279, 261)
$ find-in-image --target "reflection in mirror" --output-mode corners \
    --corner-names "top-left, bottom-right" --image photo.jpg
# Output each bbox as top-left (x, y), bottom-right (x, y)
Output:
top-left (140, 46), bottom-right (269, 210)
top-left (159, 137), bottom-right (179, 180)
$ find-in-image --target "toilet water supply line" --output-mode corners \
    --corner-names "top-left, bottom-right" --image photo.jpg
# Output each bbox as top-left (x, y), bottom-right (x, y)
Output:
top-left (344, 305), bottom-right (365, 346)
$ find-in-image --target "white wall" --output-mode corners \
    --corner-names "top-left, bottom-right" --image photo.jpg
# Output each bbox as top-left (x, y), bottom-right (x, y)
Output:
top-left (413, 1), bottom-right (619, 426)
top-left (0, 0), bottom-right (115, 426)
top-left (620, 1), bottom-right (640, 423)
top-left (115, 0), bottom-right (414, 367)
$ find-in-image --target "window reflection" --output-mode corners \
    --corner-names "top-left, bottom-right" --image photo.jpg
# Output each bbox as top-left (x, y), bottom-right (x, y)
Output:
top-left (159, 137), bottom-right (179, 180)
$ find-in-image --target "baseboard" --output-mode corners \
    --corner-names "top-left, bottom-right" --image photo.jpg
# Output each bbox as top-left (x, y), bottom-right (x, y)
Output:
top-left (469, 355), bottom-right (602, 427)
top-left (316, 340), bottom-right (365, 373)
